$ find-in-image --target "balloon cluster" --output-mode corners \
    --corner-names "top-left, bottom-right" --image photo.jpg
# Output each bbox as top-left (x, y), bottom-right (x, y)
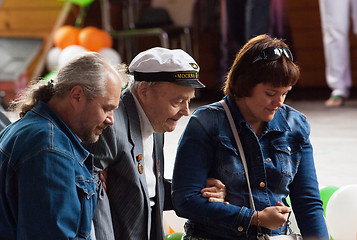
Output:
top-left (324, 184), bottom-right (357, 240)
top-left (45, 25), bottom-right (121, 80)
top-left (288, 185), bottom-right (357, 240)
top-left (163, 185), bottom-right (357, 240)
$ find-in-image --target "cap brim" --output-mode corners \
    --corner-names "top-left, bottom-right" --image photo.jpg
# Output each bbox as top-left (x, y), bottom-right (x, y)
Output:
top-left (133, 71), bottom-right (206, 88)
top-left (172, 79), bottom-right (206, 88)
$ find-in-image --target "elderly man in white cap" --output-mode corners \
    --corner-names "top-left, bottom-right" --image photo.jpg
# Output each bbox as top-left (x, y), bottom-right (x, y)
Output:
top-left (84, 47), bottom-right (227, 240)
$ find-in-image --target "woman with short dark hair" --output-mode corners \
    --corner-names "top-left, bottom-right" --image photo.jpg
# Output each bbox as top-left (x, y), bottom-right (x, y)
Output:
top-left (172, 34), bottom-right (329, 240)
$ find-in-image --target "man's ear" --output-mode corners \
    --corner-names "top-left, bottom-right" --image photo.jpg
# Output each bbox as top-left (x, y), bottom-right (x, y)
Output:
top-left (69, 85), bottom-right (85, 108)
top-left (136, 81), bottom-right (149, 99)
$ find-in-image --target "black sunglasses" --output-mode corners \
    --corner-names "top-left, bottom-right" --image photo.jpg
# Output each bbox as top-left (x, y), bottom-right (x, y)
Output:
top-left (252, 47), bottom-right (294, 63)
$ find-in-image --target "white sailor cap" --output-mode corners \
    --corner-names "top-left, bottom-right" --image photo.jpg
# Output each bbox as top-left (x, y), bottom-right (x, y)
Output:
top-left (128, 47), bottom-right (205, 88)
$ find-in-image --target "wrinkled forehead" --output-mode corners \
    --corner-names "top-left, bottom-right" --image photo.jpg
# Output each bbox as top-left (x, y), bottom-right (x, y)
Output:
top-left (150, 81), bottom-right (195, 99)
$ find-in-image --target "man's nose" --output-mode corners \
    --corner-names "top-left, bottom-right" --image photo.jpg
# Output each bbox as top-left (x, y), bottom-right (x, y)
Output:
top-left (105, 111), bottom-right (114, 125)
top-left (180, 101), bottom-right (190, 116)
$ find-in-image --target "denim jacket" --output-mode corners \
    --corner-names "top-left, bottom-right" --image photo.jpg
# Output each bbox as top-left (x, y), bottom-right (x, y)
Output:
top-left (0, 101), bottom-right (97, 240)
top-left (172, 96), bottom-right (329, 240)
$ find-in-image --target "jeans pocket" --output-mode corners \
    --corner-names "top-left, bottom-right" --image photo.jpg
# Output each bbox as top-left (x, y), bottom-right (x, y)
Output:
top-left (272, 140), bottom-right (302, 190)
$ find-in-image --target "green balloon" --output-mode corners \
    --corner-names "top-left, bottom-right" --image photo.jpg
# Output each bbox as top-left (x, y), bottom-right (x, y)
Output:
top-left (287, 189), bottom-right (336, 240)
top-left (165, 233), bottom-right (184, 240)
top-left (43, 71), bottom-right (58, 82)
top-left (69, 0), bottom-right (95, 6)
top-left (320, 186), bottom-right (339, 217)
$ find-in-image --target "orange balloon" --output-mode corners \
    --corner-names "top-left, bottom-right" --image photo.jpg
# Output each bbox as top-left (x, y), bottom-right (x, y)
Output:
top-left (78, 27), bottom-right (112, 52)
top-left (53, 25), bottom-right (80, 49)
top-left (101, 30), bottom-right (113, 48)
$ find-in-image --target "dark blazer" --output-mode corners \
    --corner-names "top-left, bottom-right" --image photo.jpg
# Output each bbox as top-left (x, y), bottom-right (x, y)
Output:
top-left (0, 110), bottom-right (11, 131)
top-left (85, 89), bottom-right (172, 240)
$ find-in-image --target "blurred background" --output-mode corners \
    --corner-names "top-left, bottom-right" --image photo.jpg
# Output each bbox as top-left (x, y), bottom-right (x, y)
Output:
top-left (1, 0), bottom-right (357, 107)
top-left (1, 1), bottom-right (357, 238)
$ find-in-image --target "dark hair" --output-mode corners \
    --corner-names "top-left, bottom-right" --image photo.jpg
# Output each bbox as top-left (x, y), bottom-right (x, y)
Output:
top-left (223, 34), bottom-right (300, 98)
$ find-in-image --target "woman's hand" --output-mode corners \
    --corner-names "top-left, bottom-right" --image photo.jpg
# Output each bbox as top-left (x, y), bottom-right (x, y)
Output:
top-left (253, 201), bottom-right (291, 230)
top-left (201, 178), bottom-right (229, 204)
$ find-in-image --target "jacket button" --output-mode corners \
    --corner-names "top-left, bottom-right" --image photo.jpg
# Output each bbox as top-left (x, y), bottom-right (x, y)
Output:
top-left (259, 182), bottom-right (265, 188)
top-left (266, 157), bottom-right (271, 162)
top-left (238, 226), bottom-right (244, 231)
top-left (287, 146), bottom-right (291, 151)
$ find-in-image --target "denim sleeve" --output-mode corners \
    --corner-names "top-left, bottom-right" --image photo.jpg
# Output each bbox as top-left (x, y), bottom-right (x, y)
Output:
top-left (16, 150), bottom-right (88, 239)
top-left (288, 132), bottom-right (329, 238)
top-left (172, 113), bottom-right (255, 234)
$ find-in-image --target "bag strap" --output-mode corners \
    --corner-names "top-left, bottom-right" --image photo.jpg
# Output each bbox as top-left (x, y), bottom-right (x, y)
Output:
top-left (219, 100), bottom-right (255, 210)
top-left (220, 100), bottom-right (295, 236)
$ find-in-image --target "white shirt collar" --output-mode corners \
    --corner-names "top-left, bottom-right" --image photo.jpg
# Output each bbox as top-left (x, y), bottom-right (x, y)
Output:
top-left (131, 93), bottom-right (155, 139)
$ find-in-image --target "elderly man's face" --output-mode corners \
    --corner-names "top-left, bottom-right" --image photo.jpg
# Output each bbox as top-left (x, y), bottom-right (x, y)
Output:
top-left (140, 82), bottom-right (195, 133)
top-left (77, 73), bottom-right (121, 142)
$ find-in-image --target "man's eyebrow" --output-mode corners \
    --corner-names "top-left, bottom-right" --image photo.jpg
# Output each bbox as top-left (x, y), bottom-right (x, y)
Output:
top-left (104, 103), bottom-right (119, 109)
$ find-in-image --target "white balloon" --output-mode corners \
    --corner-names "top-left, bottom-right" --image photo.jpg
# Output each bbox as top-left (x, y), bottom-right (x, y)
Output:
top-left (58, 45), bottom-right (88, 68)
top-left (46, 47), bottom-right (62, 72)
top-left (99, 48), bottom-right (122, 65)
top-left (326, 184), bottom-right (357, 240)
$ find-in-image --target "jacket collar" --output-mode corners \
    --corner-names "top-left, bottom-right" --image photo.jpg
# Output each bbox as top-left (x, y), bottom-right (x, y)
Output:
top-left (266, 108), bottom-right (291, 133)
top-left (121, 89), bottom-right (153, 211)
top-left (31, 101), bottom-right (90, 166)
top-left (121, 89), bottom-right (143, 152)
top-left (224, 96), bottom-right (291, 134)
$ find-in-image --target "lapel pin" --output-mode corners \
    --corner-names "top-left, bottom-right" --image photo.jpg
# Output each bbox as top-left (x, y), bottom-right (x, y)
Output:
top-left (138, 163), bottom-right (144, 174)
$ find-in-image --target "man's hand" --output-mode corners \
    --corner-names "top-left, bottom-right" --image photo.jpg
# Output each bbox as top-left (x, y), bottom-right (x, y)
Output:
top-left (99, 168), bottom-right (108, 191)
top-left (201, 178), bottom-right (229, 204)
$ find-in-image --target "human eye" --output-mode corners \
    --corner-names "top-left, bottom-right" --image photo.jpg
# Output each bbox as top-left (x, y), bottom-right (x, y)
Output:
top-left (282, 88), bottom-right (291, 97)
top-left (102, 107), bottom-right (110, 113)
top-left (102, 105), bottom-right (115, 113)
top-left (265, 91), bottom-right (275, 97)
top-left (172, 98), bottom-right (184, 107)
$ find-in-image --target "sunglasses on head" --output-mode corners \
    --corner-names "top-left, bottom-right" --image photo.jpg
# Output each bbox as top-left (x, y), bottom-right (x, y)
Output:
top-left (252, 47), bottom-right (294, 63)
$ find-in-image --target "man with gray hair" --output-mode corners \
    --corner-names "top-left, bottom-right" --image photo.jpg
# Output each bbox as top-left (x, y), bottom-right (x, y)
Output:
top-left (85, 47), bottom-right (227, 240)
top-left (0, 52), bottom-right (125, 239)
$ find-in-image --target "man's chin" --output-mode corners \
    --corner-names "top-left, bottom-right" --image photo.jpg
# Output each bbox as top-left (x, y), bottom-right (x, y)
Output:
top-left (81, 134), bottom-right (100, 143)
top-left (164, 124), bottom-right (177, 133)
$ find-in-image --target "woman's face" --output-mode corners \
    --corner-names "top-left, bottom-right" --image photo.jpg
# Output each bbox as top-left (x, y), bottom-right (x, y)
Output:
top-left (238, 83), bottom-right (292, 125)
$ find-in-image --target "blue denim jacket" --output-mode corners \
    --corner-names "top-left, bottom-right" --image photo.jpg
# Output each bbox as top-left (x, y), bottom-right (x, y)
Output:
top-left (0, 101), bottom-right (97, 240)
top-left (172, 96), bottom-right (329, 240)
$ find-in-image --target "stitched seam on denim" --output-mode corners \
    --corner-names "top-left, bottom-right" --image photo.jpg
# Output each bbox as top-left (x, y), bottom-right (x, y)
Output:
top-left (32, 108), bottom-right (88, 164)
top-left (50, 123), bottom-right (54, 149)
top-left (234, 207), bottom-right (248, 233)
top-left (8, 148), bottom-right (75, 172)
